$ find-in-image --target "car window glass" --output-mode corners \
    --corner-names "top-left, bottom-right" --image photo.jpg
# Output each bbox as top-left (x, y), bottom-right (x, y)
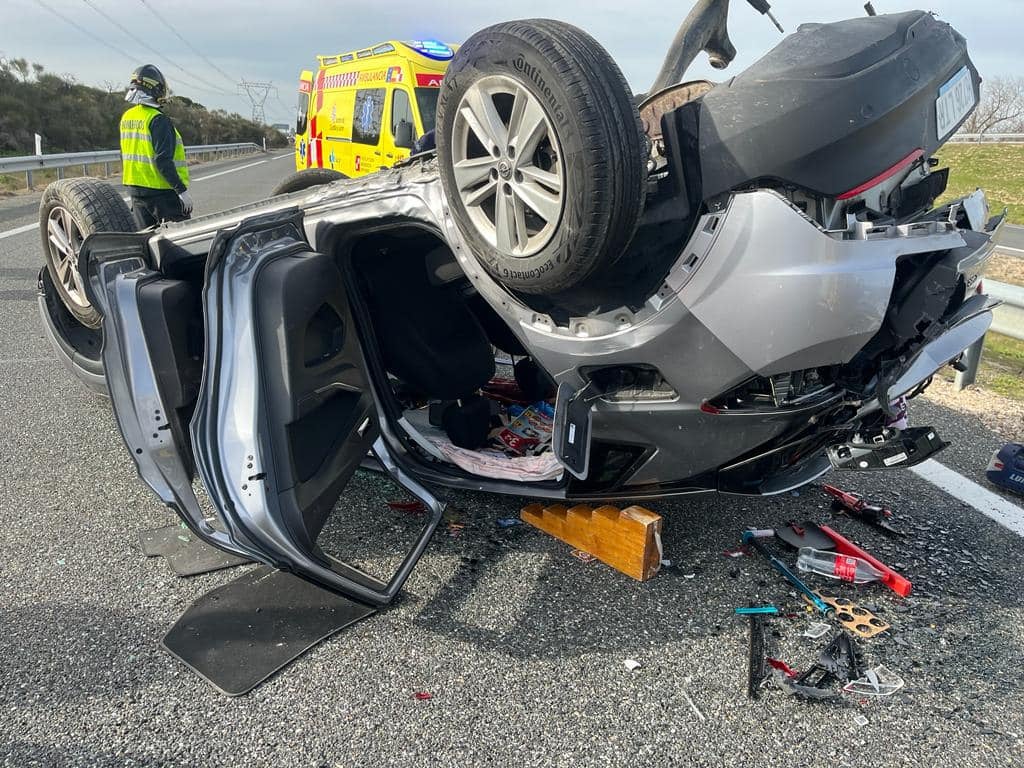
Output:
top-left (352, 88), bottom-right (385, 145)
top-left (391, 89), bottom-right (415, 137)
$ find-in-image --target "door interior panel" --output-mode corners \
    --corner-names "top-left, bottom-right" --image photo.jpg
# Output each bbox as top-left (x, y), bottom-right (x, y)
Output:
top-left (252, 248), bottom-right (377, 549)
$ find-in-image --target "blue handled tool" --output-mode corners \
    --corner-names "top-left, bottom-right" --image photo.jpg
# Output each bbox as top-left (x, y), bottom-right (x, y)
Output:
top-left (741, 529), bottom-right (832, 615)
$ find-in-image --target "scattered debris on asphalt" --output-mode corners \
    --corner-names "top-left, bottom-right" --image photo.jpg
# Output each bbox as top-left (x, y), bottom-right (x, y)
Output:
top-left (843, 665), bottom-right (905, 696)
top-left (823, 484), bottom-right (903, 536)
top-left (853, 714), bottom-right (870, 728)
top-left (412, 691), bottom-right (433, 701)
top-left (570, 549), bottom-right (597, 563)
top-left (802, 622), bottom-right (831, 640)
top-left (496, 517), bottom-right (521, 528)
top-left (680, 688), bottom-right (706, 722)
top-left (623, 659), bottom-right (642, 672)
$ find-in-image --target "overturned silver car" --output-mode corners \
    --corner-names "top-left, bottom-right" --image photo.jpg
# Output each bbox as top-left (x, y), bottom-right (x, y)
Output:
top-left (38, 2), bottom-right (1003, 603)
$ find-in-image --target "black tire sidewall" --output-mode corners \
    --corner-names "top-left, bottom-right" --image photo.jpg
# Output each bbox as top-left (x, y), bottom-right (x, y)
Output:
top-left (271, 168), bottom-right (346, 196)
top-left (39, 179), bottom-right (134, 329)
top-left (438, 31), bottom-right (605, 293)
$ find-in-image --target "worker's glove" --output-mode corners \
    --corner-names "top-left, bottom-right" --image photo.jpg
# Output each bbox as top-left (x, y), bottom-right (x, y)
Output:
top-left (178, 190), bottom-right (194, 216)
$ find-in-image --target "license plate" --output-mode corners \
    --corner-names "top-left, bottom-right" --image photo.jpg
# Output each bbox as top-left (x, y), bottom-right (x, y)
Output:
top-left (936, 66), bottom-right (975, 140)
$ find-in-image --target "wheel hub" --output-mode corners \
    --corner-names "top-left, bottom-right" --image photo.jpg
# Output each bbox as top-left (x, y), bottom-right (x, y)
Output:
top-left (450, 75), bottom-right (565, 258)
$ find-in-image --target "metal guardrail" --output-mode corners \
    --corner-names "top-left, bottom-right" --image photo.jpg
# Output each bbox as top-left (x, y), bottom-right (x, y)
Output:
top-left (987, 280), bottom-right (1024, 341)
top-left (0, 142), bottom-right (264, 189)
top-left (948, 133), bottom-right (1024, 143)
top-left (954, 279), bottom-right (1024, 390)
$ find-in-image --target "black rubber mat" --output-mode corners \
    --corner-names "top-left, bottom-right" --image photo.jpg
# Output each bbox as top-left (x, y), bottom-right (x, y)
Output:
top-left (162, 566), bottom-right (375, 696)
top-left (139, 524), bottom-right (249, 577)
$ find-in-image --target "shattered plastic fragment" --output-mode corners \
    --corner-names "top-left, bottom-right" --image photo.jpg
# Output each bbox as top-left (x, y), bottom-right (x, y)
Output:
top-left (623, 659), bottom-right (642, 671)
top-left (496, 518), bottom-right (521, 528)
top-left (766, 658), bottom-right (798, 678)
top-left (412, 691), bottom-right (432, 701)
top-left (571, 549), bottom-right (597, 563)
top-left (843, 665), bottom-right (905, 696)
top-left (853, 714), bottom-right (869, 728)
top-left (803, 622), bottom-right (831, 640)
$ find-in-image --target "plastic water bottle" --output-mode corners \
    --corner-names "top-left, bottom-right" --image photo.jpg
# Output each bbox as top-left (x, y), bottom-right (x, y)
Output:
top-left (796, 547), bottom-right (885, 584)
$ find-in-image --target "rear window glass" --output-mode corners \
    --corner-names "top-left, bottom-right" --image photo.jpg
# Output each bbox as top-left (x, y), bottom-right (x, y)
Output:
top-left (296, 90), bottom-right (309, 136)
top-left (352, 88), bottom-right (385, 145)
top-left (414, 88), bottom-right (440, 134)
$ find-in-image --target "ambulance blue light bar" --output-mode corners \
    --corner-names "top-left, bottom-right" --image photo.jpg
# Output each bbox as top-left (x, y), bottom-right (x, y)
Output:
top-left (405, 40), bottom-right (454, 60)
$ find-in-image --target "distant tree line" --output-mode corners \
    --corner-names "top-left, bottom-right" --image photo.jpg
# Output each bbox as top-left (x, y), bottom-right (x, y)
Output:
top-left (960, 76), bottom-right (1024, 135)
top-left (0, 57), bottom-right (288, 156)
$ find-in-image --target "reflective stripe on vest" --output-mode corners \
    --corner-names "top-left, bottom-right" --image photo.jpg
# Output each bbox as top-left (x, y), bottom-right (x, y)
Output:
top-left (119, 104), bottom-right (190, 190)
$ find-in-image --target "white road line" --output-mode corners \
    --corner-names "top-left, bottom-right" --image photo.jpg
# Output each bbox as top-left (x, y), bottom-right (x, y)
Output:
top-left (189, 159), bottom-right (267, 182)
top-left (271, 152), bottom-right (294, 160)
top-left (910, 458), bottom-right (1024, 537)
top-left (0, 223), bottom-right (39, 241)
top-left (0, 154), bottom-right (286, 241)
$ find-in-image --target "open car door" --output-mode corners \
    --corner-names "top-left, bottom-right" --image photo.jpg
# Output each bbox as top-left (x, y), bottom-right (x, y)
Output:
top-left (85, 209), bottom-right (442, 606)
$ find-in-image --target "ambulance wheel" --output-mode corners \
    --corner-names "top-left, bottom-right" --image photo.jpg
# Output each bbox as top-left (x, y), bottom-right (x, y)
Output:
top-left (436, 19), bottom-right (646, 296)
top-left (39, 178), bottom-right (135, 329)
top-left (271, 168), bottom-right (346, 196)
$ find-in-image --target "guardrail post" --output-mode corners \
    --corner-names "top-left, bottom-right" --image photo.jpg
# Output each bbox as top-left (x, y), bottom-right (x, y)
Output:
top-left (82, 163), bottom-right (88, 177)
top-left (104, 161), bottom-right (111, 177)
top-left (26, 170), bottom-right (33, 190)
top-left (954, 335), bottom-right (985, 391)
top-left (57, 167), bottom-right (64, 180)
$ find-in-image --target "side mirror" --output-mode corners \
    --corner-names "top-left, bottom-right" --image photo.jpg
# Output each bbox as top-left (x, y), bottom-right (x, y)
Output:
top-left (394, 120), bottom-right (415, 149)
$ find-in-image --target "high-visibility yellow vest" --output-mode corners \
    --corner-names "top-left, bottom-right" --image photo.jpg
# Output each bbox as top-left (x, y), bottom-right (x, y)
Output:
top-left (120, 104), bottom-right (189, 189)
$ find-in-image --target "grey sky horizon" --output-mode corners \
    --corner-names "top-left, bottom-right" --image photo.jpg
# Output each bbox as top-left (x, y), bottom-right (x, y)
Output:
top-left (3, 0), bottom-right (1021, 125)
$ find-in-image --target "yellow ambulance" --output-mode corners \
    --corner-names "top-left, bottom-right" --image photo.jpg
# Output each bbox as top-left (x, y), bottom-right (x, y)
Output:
top-left (294, 40), bottom-right (455, 177)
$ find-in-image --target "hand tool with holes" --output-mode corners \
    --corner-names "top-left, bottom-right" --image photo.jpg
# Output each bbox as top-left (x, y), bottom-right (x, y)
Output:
top-left (741, 529), bottom-right (831, 615)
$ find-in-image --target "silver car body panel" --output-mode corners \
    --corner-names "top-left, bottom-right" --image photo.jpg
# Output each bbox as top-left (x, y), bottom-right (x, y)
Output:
top-left (102, 161), bottom-right (1001, 492)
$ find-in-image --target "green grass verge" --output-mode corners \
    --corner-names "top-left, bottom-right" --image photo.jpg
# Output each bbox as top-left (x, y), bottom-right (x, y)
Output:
top-left (938, 331), bottom-right (1024, 399)
top-left (936, 143), bottom-right (1024, 224)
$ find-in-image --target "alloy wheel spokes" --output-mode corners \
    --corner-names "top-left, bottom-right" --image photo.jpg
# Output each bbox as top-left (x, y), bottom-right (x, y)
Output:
top-left (451, 75), bottom-right (565, 258)
top-left (46, 206), bottom-right (90, 308)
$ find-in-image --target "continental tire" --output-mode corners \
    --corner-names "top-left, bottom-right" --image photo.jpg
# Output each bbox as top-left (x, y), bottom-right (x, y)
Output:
top-left (271, 168), bottom-right (346, 196)
top-left (436, 19), bottom-right (646, 295)
top-left (39, 178), bottom-right (136, 329)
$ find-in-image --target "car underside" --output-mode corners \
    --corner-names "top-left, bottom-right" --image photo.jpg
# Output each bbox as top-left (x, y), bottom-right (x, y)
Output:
top-left (38, 4), bottom-right (1005, 602)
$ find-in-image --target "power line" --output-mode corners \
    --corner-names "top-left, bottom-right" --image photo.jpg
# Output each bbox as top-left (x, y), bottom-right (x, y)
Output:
top-left (29, 0), bottom-right (223, 100)
top-left (30, 0), bottom-right (144, 69)
top-left (137, 0), bottom-right (238, 89)
top-left (79, 0), bottom-right (233, 96)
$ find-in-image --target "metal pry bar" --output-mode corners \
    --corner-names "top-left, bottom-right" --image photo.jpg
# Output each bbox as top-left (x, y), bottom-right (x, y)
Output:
top-left (741, 529), bottom-right (831, 614)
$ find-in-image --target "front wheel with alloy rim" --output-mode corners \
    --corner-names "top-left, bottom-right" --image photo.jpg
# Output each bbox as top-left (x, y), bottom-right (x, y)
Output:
top-left (38, 178), bottom-right (136, 391)
top-left (436, 19), bottom-right (647, 297)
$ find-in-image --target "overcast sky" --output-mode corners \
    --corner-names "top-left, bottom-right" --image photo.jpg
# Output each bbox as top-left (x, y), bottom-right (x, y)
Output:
top-left (3, 0), bottom-right (1022, 125)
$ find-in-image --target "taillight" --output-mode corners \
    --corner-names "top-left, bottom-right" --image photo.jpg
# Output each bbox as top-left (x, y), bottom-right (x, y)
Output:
top-left (837, 149), bottom-right (924, 201)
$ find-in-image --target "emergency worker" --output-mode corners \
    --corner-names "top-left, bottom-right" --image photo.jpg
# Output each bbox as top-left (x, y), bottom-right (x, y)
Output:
top-left (119, 65), bottom-right (193, 227)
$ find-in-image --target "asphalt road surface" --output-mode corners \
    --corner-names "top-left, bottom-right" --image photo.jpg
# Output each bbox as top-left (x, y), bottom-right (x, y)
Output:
top-left (2, 155), bottom-right (1023, 768)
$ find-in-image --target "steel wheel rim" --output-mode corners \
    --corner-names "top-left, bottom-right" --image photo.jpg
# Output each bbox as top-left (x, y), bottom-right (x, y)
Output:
top-left (46, 205), bottom-right (90, 309)
top-left (451, 75), bottom-right (564, 258)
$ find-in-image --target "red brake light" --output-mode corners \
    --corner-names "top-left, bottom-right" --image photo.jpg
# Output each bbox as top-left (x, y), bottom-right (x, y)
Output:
top-left (836, 149), bottom-right (924, 201)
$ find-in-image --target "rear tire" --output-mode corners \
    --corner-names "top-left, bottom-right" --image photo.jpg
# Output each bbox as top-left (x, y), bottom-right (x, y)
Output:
top-left (271, 168), bottom-right (346, 196)
top-left (436, 19), bottom-right (646, 296)
top-left (39, 178), bottom-right (135, 328)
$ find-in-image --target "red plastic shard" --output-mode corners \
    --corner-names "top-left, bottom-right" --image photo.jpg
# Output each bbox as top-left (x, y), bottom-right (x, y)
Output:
top-left (412, 691), bottom-right (433, 701)
top-left (766, 658), bottom-right (798, 678)
top-left (388, 500), bottom-right (427, 514)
